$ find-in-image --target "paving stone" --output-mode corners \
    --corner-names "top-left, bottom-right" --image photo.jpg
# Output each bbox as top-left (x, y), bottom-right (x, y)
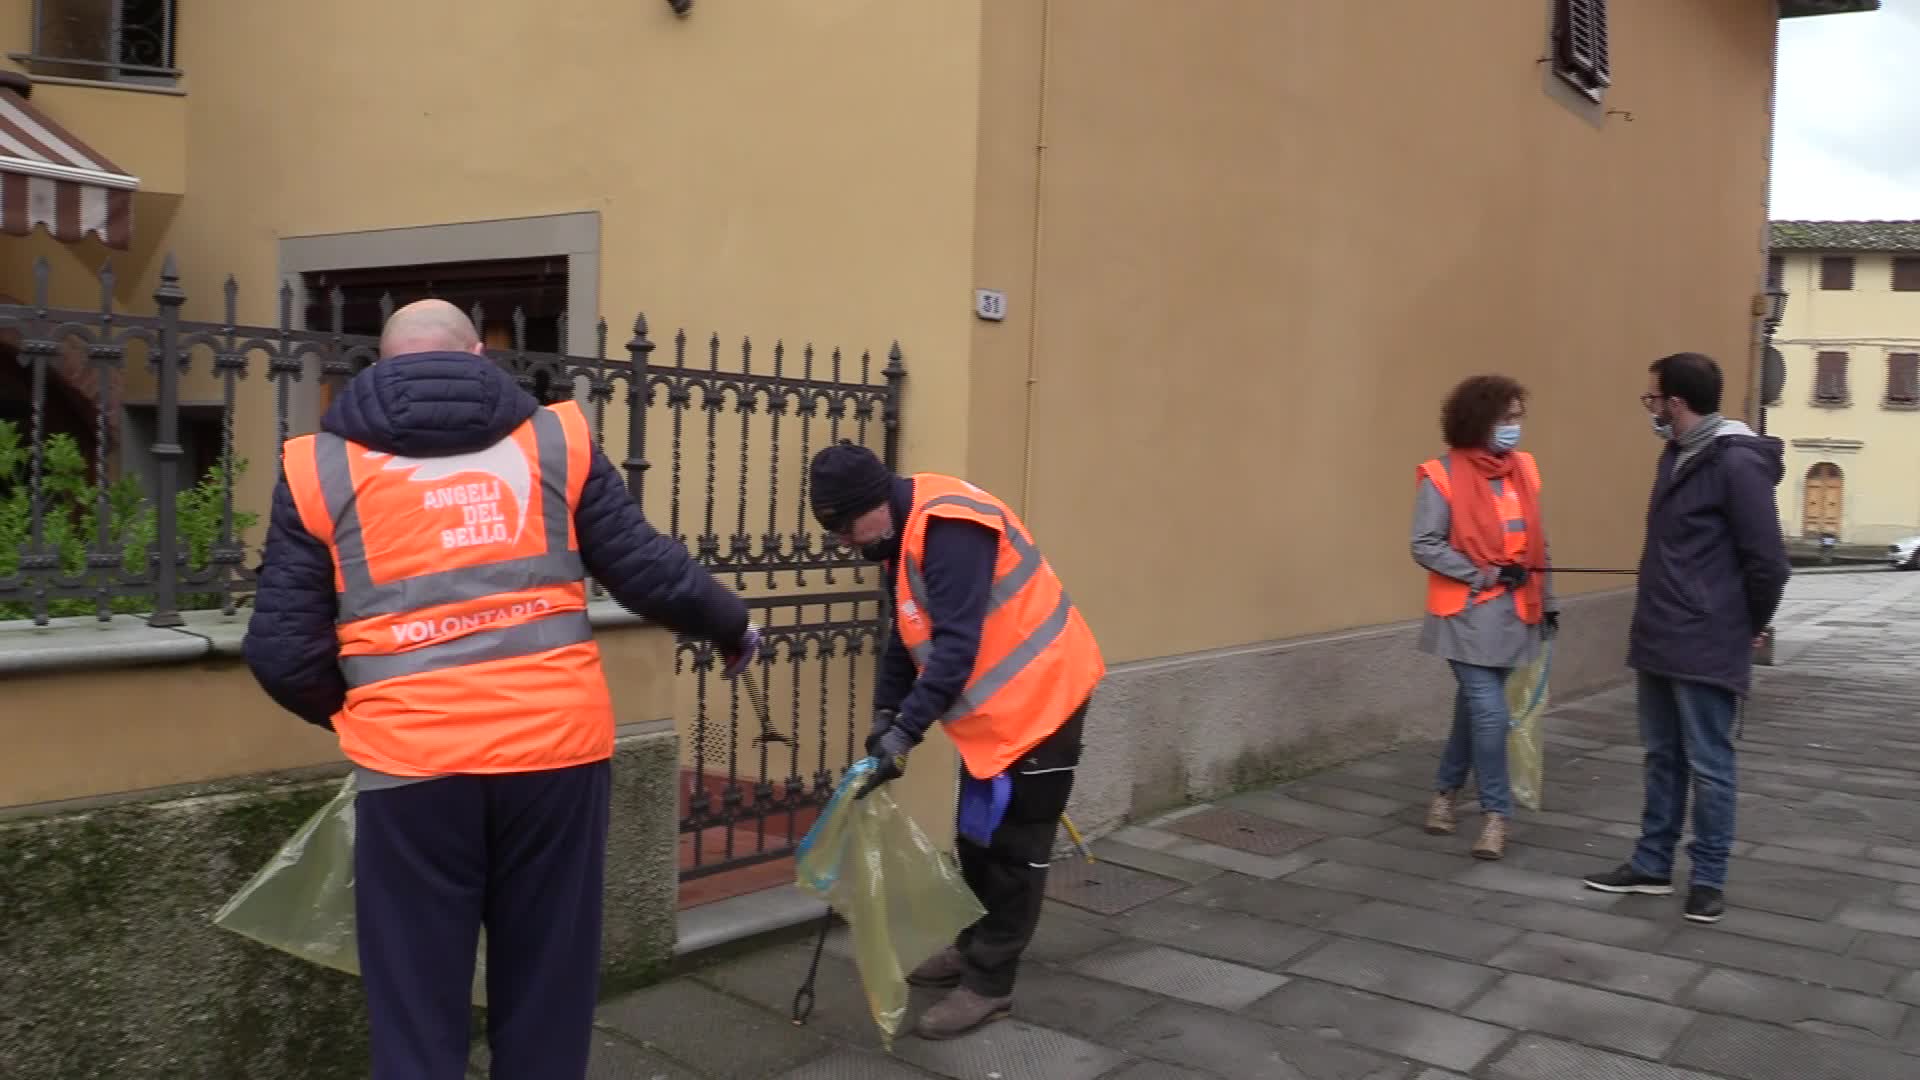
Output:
top-left (1115, 1001), bottom-right (1406, 1080)
top-left (596, 980), bottom-right (832, 1078)
top-left (1100, 1062), bottom-right (1216, 1080)
top-left (1664, 927), bottom-right (1897, 995)
top-left (1046, 859), bottom-right (1189, 916)
top-left (1329, 900), bottom-right (1523, 961)
top-left (1671, 1013), bottom-right (1920, 1080)
top-left (1488, 932), bottom-right (1704, 1001)
top-left (1869, 845), bottom-right (1920, 870)
top-left (1110, 825), bottom-right (1184, 851)
top-left (1411, 1071), bottom-right (1470, 1080)
top-left (1072, 942), bottom-right (1288, 1010)
top-left (1285, 937), bottom-right (1499, 1010)
top-left (1112, 897), bottom-right (1325, 970)
top-left (1486, 1034), bottom-right (1721, 1080)
top-left (581, 1032), bottom-right (710, 1079)
top-left (1454, 862), bottom-right (1628, 910)
top-left (1686, 967), bottom-right (1907, 1041)
top-left (1290, 859), bottom-right (1494, 914)
top-left (1895, 970), bottom-right (1920, 1007)
top-left (1852, 930), bottom-right (1920, 970)
top-left (1027, 904), bottom-right (1127, 963)
top-left (1466, 972), bottom-right (1698, 1058)
top-left (1463, 889), bottom-right (1671, 950)
top-left (692, 939), bottom-right (889, 1048)
top-left (1223, 791), bottom-right (1396, 837)
top-left (1694, 905), bottom-right (1857, 954)
top-left (1283, 782), bottom-right (1415, 818)
top-left (1088, 838), bottom-right (1228, 886)
top-left (1499, 842), bottom-right (1621, 879)
top-left (1248, 979), bottom-right (1510, 1072)
top-left (1747, 845), bottom-right (1920, 887)
top-left (772, 1049), bottom-right (939, 1080)
top-left (998, 964), bottom-right (1163, 1040)
top-left (1835, 903), bottom-right (1920, 939)
top-left (1162, 838), bottom-right (1319, 880)
top-left (1293, 834), bottom-right (1466, 880)
top-left (1172, 875), bottom-right (1356, 929)
top-left (892, 1018), bottom-right (1127, 1080)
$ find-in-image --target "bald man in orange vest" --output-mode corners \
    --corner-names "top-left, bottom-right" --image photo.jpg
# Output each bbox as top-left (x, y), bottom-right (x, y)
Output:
top-left (809, 441), bottom-right (1104, 1040)
top-left (245, 300), bottom-right (759, 1080)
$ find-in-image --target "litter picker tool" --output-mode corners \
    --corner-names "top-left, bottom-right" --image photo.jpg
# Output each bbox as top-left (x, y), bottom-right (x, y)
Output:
top-left (742, 667), bottom-right (789, 745)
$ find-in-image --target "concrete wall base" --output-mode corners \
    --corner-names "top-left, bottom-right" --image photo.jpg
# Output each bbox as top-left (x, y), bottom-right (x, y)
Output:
top-left (0, 725), bottom-right (679, 1080)
top-left (1069, 588), bottom-right (1635, 835)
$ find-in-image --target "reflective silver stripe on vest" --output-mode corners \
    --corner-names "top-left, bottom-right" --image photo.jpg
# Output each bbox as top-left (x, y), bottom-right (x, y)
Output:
top-left (340, 609), bottom-right (595, 687)
top-left (902, 494), bottom-right (1044, 615)
top-left (315, 407), bottom-right (579, 620)
top-left (900, 491), bottom-right (1071, 720)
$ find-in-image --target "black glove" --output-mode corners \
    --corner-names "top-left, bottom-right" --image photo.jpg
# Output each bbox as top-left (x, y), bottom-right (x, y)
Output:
top-left (853, 726), bottom-right (914, 800)
top-left (864, 709), bottom-right (898, 757)
top-left (1542, 611), bottom-right (1560, 640)
top-left (1496, 564), bottom-right (1529, 589)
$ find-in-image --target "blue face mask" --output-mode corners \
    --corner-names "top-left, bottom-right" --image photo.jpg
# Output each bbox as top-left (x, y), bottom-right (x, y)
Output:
top-left (1490, 424), bottom-right (1522, 453)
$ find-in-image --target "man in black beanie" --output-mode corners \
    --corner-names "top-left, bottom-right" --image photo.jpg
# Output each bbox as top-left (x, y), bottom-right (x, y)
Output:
top-left (808, 440), bottom-right (1105, 1041)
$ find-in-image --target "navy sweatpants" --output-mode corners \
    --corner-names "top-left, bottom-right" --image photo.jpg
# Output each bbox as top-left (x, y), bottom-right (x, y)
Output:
top-left (354, 760), bottom-right (610, 1080)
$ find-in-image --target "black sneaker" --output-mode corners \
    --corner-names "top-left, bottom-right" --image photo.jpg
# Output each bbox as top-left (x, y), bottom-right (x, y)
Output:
top-left (1685, 886), bottom-right (1726, 924)
top-left (1582, 863), bottom-right (1675, 896)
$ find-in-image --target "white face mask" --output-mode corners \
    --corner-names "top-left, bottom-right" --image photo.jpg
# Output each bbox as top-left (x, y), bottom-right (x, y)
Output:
top-left (1491, 424), bottom-right (1522, 453)
top-left (1650, 414), bottom-right (1674, 441)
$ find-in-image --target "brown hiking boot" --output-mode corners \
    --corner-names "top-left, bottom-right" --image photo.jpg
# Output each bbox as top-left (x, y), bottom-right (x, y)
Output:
top-left (1473, 813), bottom-right (1508, 860)
top-left (1424, 791), bottom-right (1457, 836)
top-left (906, 946), bottom-right (967, 989)
top-left (914, 985), bottom-right (1013, 1040)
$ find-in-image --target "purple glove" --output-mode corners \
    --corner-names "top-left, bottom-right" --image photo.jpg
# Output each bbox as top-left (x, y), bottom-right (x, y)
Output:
top-left (721, 624), bottom-right (762, 679)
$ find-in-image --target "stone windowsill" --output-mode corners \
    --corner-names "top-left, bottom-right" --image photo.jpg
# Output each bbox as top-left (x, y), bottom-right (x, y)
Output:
top-left (0, 600), bottom-right (649, 677)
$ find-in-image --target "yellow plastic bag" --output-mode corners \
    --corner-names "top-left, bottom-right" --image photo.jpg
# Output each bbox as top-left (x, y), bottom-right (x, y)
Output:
top-left (212, 774), bottom-right (490, 1005)
top-left (795, 758), bottom-right (985, 1049)
top-left (1505, 639), bottom-right (1554, 812)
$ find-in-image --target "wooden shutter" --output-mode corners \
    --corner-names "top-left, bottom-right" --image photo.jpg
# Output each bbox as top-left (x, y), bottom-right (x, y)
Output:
top-left (1554, 0), bottom-right (1611, 98)
top-left (1767, 256), bottom-right (1784, 290)
top-left (1815, 351), bottom-right (1850, 404)
top-left (1893, 258), bottom-right (1920, 293)
top-left (1821, 256), bottom-right (1855, 291)
top-left (1889, 353), bottom-right (1920, 405)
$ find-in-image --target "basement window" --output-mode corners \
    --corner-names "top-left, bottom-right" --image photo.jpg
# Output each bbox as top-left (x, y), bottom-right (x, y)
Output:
top-left (1552, 0), bottom-right (1611, 103)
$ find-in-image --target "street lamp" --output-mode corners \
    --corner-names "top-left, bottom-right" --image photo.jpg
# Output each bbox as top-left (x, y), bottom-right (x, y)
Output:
top-left (1758, 284), bottom-right (1788, 437)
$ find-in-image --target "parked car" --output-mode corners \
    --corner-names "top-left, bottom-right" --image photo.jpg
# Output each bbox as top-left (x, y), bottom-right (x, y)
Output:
top-left (1891, 535), bottom-right (1920, 570)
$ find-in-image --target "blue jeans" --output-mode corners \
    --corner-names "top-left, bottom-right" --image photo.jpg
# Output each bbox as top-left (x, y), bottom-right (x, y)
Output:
top-left (1630, 673), bottom-right (1738, 889)
top-left (1435, 661), bottom-right (1513, 817)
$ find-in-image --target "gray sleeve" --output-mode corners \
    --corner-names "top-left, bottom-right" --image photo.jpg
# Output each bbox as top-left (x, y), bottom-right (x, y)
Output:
top-left (1412, 477), bottom-right (1494, 587)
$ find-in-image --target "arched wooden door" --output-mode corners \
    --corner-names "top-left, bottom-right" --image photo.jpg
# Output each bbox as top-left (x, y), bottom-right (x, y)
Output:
top-left (1804, 462), bottom-right (1844, 537)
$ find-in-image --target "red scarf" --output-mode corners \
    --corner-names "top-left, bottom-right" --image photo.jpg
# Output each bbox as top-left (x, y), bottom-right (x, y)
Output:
top-left (1446, 449), bottom-right (1546, 618)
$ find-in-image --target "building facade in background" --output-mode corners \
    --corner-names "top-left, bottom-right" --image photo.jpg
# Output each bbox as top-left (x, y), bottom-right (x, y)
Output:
top-left (0, 0), bottom-right (1879, 851)
top-left (1767, 220), bottom-right (1920, 551)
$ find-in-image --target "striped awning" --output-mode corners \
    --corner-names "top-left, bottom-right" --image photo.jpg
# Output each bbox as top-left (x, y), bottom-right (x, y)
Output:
top-left (0, 85), bottom-right (136, 250)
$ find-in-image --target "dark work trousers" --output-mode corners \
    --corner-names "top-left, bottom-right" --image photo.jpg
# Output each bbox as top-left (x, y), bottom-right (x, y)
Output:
top-left (954, 702), bottom-right (1087, 998)
top-left (354, 760), bottom-right (611, 1080)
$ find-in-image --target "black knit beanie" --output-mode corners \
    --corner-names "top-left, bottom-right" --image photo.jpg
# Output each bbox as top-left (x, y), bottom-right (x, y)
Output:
top-left (808, 440), bottom-right (893, 530)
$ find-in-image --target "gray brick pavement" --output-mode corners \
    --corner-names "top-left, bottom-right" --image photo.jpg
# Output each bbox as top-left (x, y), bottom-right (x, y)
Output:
top-left (533, 573), bottom-right (1920, 1079)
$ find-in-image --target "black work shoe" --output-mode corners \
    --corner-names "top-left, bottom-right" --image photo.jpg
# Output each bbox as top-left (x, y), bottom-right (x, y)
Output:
top-left (1685, 886), bottom-right (1726, 924)
top-left (1583, 863), bottom-right (1675, 896)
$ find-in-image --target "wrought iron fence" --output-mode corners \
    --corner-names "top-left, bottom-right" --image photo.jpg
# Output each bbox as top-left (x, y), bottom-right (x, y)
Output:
top-left (20, 0), bottom-right (180, 85)
top-left (0, 255), bottom-right (904, 880)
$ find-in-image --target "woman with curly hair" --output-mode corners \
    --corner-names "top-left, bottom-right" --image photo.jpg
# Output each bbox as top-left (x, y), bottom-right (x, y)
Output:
top-left (1411, 375), bottom-right (1557, 860)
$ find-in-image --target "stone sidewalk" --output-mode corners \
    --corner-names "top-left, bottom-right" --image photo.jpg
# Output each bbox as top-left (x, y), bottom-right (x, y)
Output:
top-left (554, 571), bottom-right (1920, 1079)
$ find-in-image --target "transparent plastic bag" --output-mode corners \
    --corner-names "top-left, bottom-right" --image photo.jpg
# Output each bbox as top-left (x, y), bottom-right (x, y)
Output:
top-left (795, 758), bottom-right (986, 1049)
top-left (1505, 638), bottom-right (1554, 812)
top-left (212, 774), bottom-right (489, 1005)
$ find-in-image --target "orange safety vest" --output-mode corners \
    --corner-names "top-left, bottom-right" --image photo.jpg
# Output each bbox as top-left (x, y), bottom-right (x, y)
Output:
top-left (1417, 452), bottom-right (1541, 623)
top-left (282, 400), bottom-right (612, 776)
top-left (895, 474), bottom-right (1105, 779)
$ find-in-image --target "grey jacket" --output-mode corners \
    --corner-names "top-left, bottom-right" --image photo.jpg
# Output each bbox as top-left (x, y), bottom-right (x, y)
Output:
top-left (1410, 474), bottom-right (1557, 670)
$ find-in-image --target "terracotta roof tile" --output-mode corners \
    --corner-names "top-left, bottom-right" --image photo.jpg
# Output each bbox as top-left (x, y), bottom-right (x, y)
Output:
top-left (1771, 221), bottom-right (1920, 254)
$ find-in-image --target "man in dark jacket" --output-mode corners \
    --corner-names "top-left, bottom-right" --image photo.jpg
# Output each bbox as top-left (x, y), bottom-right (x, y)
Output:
top-left (1583, 351), bottom-right (1789, 924)
top-left (243, 300), bottom-right (757, 1080)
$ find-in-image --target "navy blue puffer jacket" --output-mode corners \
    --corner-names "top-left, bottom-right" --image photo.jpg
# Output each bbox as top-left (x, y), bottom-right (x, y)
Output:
top-left (241, 352), bottom-right (749, 729)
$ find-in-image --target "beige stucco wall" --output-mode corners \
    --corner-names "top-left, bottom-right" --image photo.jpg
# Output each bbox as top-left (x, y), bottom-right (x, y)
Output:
top-left (967, 0), bottom-right (1776, 665)
top-left (1769, 251), bottom-right (1920, 545)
